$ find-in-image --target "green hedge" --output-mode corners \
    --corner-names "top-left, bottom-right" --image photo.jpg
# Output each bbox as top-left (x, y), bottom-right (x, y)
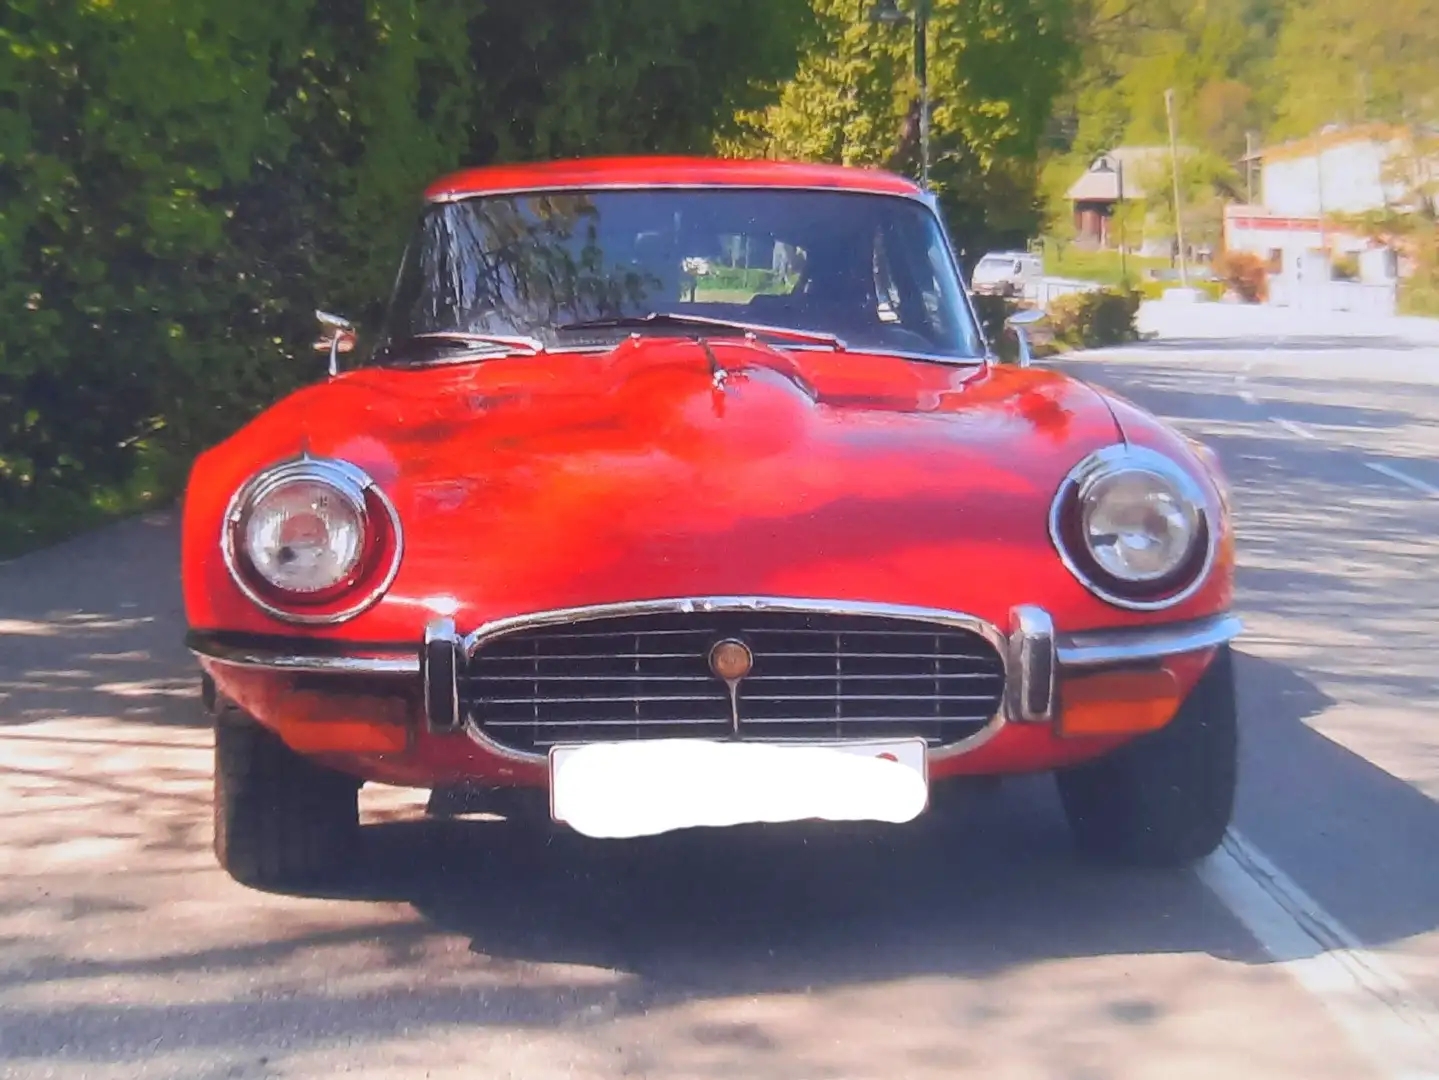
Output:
top-left (1048, 289), bottom-right (1142, 349)
top-left (0, 0), bottom-right (814, 556)
top-left (970, 288), bottom-right (1141, 362)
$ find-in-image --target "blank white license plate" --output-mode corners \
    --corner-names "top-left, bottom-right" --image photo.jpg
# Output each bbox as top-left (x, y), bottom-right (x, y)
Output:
top-left (549, 738), bottom-right (929, 839)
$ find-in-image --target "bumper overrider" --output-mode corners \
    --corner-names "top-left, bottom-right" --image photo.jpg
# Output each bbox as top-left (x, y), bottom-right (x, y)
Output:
top-left (187, 597), bottom-right (1241, 760)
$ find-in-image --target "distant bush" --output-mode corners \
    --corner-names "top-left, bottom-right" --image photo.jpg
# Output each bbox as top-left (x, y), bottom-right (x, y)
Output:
top-left (1047, 288), bottom-right (1142, 350)
top-left (1399, 232), bottom-right (1439, 315)
top-left (1215, 251), bottom-right (1269, 303)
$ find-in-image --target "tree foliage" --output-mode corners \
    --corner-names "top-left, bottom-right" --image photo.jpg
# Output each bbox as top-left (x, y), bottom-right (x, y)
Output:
top-left (1270, 0), bottom-right (1439, 138)
top-left (722, 0), bottom-right (1080, 255)
top-left (0, 0), bottom-right (813, 524)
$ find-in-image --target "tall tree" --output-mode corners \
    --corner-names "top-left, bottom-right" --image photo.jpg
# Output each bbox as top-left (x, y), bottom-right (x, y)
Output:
top-left (725, 0), bottom-right (1081, 254)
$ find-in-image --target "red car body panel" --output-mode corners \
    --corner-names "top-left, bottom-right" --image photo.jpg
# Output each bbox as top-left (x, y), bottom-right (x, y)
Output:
top-left (184, 157), bottom-right (1236, 793)
top-left (424, 157), bottom-right (924, 203)
top-left (184, 341), bottom-right (1231, 642)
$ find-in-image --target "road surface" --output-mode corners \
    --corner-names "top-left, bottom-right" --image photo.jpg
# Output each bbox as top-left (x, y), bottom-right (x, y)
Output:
top-left (1, 302), bottom-right (1437, 1079)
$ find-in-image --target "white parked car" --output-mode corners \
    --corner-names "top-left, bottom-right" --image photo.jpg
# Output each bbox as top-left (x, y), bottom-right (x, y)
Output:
top-left (971, 250), bottom-right (1042, 298)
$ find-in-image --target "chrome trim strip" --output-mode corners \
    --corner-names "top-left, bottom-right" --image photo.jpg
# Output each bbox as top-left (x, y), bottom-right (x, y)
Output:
top-left (1007, 605), bottom-right (1055, 724)
top-left (220, 457), bottom-right (405, 627)
top-left (1056, 613), bottom-right (1243, 669)
top-left (459, 595), bottom-right (1010, 765)
top-left (186, 632), bottom-right (420, 675)
top-left (1047, 444), bottom-right (1221, 613)
top-left (782, 343), bottom-right (985, 366)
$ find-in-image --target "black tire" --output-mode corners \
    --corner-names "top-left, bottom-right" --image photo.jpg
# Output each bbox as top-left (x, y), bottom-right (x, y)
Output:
top-left (1056, 645), bottom-right (1238, 867)
top-left (213, 711), bottom-right (361, 889)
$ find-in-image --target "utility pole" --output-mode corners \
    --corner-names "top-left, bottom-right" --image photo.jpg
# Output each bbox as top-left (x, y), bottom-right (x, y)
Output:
top-left (1245, 131), bottom-right (1256, 205)
top-left (915, 0), bottom-right (930, 192)
top-left (1117, 156), bottom-right (1128, 285)
top-left (1165, 88), bottom-right (1190, 288)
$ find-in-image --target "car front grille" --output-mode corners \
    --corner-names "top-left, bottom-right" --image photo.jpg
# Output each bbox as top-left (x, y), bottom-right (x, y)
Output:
top-left (462, 607), bottom-right (1006, 756)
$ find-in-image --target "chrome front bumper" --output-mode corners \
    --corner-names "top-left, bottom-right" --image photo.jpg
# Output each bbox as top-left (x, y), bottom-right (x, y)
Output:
top-left (187, 604), bottom-right (1242, 737)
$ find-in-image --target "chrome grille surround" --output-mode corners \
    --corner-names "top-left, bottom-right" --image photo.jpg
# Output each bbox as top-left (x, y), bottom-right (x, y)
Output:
top-left (459, 597), bottom-right (1008, 764)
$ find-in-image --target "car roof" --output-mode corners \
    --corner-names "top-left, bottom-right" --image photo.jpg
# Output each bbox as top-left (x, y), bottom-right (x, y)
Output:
top-left (424, 156), bottom-right (925, 203)
top-left (979, 250), bottom-right (1032, 260)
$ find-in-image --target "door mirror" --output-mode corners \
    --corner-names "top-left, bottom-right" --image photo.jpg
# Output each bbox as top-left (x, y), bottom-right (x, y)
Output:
top-left (1004, 308), bottom-right (1047, 368)
top-left (314, 310), bottom-right (356, 376)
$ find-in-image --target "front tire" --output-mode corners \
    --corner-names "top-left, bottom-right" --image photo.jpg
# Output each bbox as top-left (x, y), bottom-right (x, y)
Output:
top-left (1056, 645), bottom-right (1238, 867)
top-left (214, 712), bottom-right (361, 889)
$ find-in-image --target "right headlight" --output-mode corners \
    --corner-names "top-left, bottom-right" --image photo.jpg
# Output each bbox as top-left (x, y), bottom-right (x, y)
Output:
top-left (222, 457), bottom-right (403, 625)
top-left (1050, 445), bottom-right (1215, 610)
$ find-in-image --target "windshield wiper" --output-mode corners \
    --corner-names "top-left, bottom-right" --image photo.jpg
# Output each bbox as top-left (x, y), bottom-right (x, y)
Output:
top-left (558, 312), bottom-right (845, 350)
top-left (377, 331), bottom-right (545, 365)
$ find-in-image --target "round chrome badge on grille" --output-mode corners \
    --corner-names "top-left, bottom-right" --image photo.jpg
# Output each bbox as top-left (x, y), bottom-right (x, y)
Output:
top-left (708, 638), bottom-right (753, 682)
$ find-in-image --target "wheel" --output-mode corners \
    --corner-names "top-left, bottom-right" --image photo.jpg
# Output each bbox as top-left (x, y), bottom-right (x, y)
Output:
top-left (213, 710), bottom-right (361, 889)
top-left (1056, 645), bottom-right (1238, 867)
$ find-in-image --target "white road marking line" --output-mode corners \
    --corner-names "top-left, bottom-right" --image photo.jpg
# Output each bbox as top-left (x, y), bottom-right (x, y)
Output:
top-left (1272, 416), bottom-right (1318, 440)
top-left (1366, 461), bottom-right (1439, 497)
top-left (1199, 829), bottom-right (1439, 1080)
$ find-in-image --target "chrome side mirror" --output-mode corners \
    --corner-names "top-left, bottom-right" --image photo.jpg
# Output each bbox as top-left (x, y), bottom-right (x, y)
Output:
top-left (314, 310), bottom-right (356, 376)
top-left (1005, 308), bottom-right (1047, 368)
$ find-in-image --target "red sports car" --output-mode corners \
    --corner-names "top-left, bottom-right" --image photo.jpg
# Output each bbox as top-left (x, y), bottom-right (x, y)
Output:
top-left (183, 157), bottom-right (1240, 889)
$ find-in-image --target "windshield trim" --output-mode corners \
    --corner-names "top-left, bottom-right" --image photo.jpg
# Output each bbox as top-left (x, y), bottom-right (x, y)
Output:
top-left (371, 341), bottom-right (989, 371)
top-left (782, 343), bottom-right (985, 367)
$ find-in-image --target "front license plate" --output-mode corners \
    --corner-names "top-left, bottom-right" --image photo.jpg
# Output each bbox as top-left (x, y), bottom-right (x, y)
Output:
top-left (549, 738), bottom-right (929, 839)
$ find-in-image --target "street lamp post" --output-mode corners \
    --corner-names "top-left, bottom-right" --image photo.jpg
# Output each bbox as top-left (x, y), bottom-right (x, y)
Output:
top-left (870, 0), bottom-right (931, 191)
top-left (1116, 156), bottom-right (1128, 285)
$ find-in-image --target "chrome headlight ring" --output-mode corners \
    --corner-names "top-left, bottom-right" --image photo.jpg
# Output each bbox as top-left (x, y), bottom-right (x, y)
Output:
top-left (1049, 444), bottom-right (1218, 612)
top-left (221, 457), bottom-right (404, 626)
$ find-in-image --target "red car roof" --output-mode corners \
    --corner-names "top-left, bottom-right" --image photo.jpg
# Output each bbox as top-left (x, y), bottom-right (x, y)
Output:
top-left (424, 156), bottom-right (925, 202)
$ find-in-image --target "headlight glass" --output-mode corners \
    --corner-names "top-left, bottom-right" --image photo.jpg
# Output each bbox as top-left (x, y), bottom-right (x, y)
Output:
top-left (1050, 444), bottom-right (1216, 611)
top-left (1080, 469), bottom-right (1200, 583)
top-left (242, 479), bottom-right (365, 595)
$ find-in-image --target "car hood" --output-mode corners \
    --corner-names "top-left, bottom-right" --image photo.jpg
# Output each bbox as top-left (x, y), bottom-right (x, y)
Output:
top-left (187, 336), bottom-right (1158, 636)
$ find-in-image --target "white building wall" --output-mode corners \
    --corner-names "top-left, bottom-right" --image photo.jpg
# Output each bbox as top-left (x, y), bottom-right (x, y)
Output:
top-left (1261, 138), bottom-right (1408, 217)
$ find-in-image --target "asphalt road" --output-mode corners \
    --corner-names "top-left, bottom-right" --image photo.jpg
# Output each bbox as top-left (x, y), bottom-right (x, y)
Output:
top-left (2, 302), bottom-right (1437, 1079)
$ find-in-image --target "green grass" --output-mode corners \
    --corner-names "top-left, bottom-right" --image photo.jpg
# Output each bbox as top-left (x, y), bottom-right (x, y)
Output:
top-left (1043, 246), bottom-right (1169, 288)
top-left (0, 444), bottom-right (179, 560)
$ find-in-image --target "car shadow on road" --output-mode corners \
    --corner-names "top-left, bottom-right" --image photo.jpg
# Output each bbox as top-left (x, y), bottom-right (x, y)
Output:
top-left (317, 641), bottom-right (1438, 993)
top-left (7, 647), bottom-right (1437, 1075)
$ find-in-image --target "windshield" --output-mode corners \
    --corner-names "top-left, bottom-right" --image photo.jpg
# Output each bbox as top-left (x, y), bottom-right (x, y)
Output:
top-left (379, 188), bottom-right (984, 361)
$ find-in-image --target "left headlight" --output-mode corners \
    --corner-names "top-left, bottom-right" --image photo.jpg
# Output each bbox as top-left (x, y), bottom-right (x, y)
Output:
top-left (222, 458), bottom-right (403, 624)
top-left (1050, 445), bottom-right (1215, 610)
